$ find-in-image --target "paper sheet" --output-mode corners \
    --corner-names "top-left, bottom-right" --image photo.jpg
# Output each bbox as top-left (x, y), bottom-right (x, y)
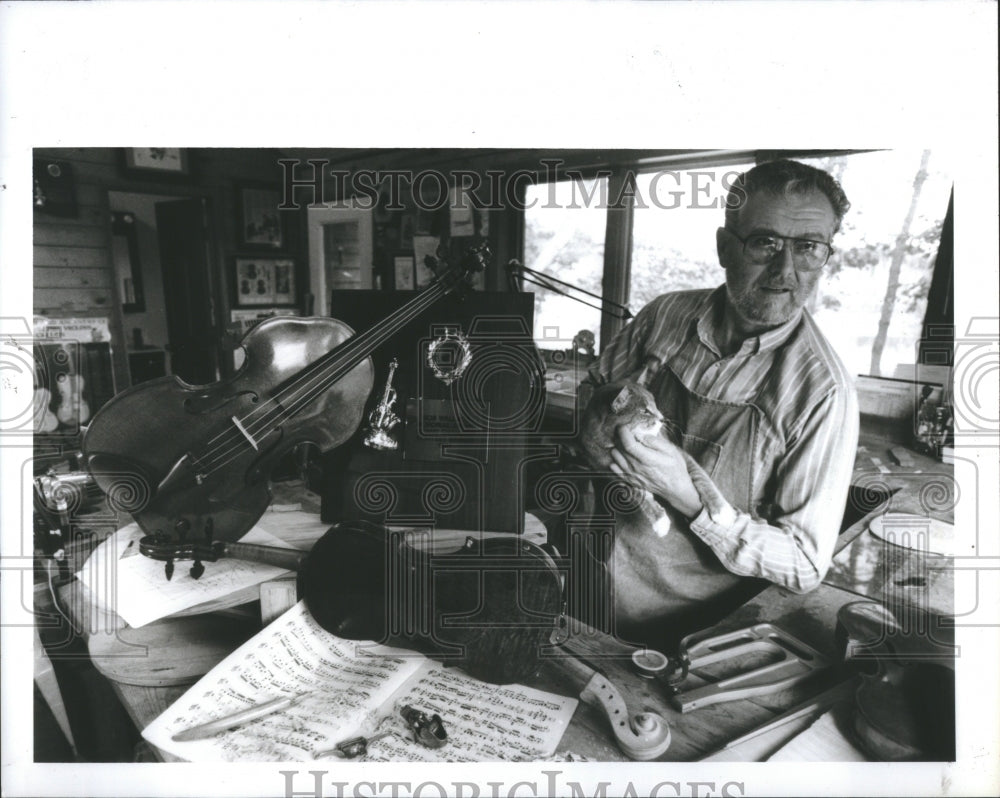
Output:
top-left (362, 663), bottom-right (576, 762)
top-left (77, 519), bottom-right (297, 628)
top-left (143, 602), bottom-right (577, 762)
top-left (767, 710), bottom-right (868, 762)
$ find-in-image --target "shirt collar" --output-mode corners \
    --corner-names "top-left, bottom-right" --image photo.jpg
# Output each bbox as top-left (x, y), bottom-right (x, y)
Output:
top-left (695, 285), bottom-right (802, 356)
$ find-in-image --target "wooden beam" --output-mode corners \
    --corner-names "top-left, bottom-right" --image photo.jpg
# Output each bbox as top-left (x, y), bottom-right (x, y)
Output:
top-left (600, 171), bottom-right (634, 349)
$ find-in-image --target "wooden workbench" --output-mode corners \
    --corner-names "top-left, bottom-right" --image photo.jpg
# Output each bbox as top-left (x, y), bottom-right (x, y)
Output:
top-left (52, 438), bottom-right (954, 763)
top-left (60, 575), bottom-right (864, 763)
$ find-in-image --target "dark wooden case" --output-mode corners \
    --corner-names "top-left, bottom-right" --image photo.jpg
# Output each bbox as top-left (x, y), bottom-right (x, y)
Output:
top-left (320, 290), bottom-right (544, 534)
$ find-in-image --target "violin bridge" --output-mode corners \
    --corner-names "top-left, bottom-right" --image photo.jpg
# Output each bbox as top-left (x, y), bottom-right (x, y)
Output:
top-left (231, 415), bottom-right (259, 451)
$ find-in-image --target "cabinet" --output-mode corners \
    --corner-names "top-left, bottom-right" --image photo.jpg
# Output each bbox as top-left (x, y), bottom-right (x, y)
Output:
top-left (128, 348), bottom-right (166, 385)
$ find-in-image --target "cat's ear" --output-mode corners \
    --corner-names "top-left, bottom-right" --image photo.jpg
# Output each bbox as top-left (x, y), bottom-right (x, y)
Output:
top-left (611, 386), bottom-right (631, 413)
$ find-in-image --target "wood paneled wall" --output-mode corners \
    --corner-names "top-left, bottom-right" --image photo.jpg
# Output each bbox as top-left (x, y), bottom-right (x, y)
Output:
top-left (32, 148), bottom-right (291, 390)
top-left (32, 147), bottom-right (646, 396)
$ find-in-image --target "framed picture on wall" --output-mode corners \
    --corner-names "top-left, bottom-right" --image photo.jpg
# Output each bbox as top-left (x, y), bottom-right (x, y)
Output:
top-left (234, 257), bottom-right (297, 307)
top-left (238, 184), bottom-right (285, 249)
top-left (122, 148), bottom-right (191, 177)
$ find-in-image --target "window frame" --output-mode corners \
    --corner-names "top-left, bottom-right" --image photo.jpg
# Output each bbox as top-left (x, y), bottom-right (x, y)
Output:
top-left (519, 148), bottom-right (951, 371)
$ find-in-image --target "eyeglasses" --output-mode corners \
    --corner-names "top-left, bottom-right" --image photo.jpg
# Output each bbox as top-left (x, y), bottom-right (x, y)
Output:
top-left (724, 228), bottom-right (833, 272)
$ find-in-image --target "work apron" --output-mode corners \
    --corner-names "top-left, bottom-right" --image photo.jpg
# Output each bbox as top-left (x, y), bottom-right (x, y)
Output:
top-left (605, 361), bottom-right (777, 642)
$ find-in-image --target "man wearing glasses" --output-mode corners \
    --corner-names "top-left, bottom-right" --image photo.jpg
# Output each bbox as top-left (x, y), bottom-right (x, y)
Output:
top-left (590, 159), bottom-right (859, 645)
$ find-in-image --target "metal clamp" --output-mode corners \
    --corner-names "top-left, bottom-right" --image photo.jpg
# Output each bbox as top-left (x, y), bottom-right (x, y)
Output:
top-left (668, 623), bottom-right (830, 713)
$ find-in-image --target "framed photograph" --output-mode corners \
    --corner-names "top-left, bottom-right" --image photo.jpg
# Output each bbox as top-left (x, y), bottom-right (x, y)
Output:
top-left (122, 148), bottom-right (191, 177)
top-left (233, 257), bottom-right (297, 307)
top-left (306, 202), bottom-right (374, 315)
top-left (238, 184), bottom-right (285, 249)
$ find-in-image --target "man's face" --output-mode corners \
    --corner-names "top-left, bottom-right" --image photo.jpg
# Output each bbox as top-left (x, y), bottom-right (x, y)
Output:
top-left (716, 188), bottom-right (837, 335)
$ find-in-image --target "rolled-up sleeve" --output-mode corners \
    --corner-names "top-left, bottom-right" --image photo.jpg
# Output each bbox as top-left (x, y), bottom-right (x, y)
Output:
top-left (689, 382), bottom-right (859, 593)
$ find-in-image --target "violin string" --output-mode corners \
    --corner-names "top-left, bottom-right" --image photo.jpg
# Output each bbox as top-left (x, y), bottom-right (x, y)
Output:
top-left (203, 275), bottom-right (448, 452)
top-left (207, 257), bottom-right (473, 455)
top-left (198, 282), bottom-right (449, 473)
top-left (257, 278), bottom-right (449, 422)
top-left (249, 278), bottom-right (449, 428)
top-left (195, 276), bottom-right (456, 475)
top-left (200, 282), bottom-right (449, 475)
top-left (238, 282), bottom-right (446, 443)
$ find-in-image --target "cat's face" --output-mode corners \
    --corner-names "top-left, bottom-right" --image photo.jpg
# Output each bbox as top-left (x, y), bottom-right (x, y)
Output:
top-left (580, 381), bottom-right (664, 468)
top-left (609, 383), bottom-right (664, 436)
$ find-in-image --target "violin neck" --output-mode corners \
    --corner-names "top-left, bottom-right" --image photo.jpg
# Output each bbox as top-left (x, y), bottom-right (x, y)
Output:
top-left (222, 541), bottom-right (308, 571)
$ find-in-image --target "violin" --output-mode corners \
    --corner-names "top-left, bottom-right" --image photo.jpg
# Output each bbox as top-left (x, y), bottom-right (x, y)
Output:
top-left (34, 385), bottom-right (59, 432)
top-left (32, 354), bottom-right (59, 432)
top-left (56, 370), bottom-right (90, 426)
top-left (83, 243), bottom-right (489, 573)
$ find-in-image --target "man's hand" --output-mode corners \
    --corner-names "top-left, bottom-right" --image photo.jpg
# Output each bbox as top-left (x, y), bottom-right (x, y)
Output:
top-left (609, 427), bottom-right (704, 519)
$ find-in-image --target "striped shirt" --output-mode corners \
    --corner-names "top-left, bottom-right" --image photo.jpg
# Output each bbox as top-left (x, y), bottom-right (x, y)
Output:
top-left (593, 286), bottom-right (859, 593)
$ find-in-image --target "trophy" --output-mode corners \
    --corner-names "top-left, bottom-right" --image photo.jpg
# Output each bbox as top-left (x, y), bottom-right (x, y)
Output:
top-left (363, 358), bottom-right (401, 450)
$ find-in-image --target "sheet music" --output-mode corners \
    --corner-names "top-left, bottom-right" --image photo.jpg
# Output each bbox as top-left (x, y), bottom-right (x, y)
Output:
top-left (142, 602), bottom-right (425, 761)
top-left (77, 518), bottom-right (298, 628)
top-left (365, 664), bottom-right (577, 762)
top-left (142, 602), bottom-right (577, 762)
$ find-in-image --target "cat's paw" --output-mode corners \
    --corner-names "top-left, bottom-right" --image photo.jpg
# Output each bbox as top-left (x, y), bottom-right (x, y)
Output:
top-left (683, 452), bottom-right (736, 526)
top-left (643, 491), bottom-right (672, 538)
top-left (652, 511), bottom-right (672, 538)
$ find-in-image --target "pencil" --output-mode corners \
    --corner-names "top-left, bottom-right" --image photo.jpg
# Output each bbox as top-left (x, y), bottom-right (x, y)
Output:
top-left (171, 694), bottom-right (304, 742)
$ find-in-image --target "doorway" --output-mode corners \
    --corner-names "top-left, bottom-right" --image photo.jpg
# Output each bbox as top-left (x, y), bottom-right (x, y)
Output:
top-left (108, 192), bottom-right (220, 385)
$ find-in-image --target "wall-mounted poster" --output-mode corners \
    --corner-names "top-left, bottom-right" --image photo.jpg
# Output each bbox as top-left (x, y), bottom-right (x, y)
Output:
top-left (449, 186), bottom-right (475, 237)
top-left (234, 257), bottom-right (297, 307)
top-left (238, 184), bottom-right (285, 249)
top-left (122, 147), bottom-right (191, 177)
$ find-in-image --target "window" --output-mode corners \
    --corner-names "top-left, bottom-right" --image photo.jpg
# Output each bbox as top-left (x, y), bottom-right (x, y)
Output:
top-left (523, 177), bottom-right (608, 353)
top-left (521, 150), bottom-right (953, 385)
top-left (630, 162), bottom-right (754, 311)
top-left (795, 150), bottom-right (952, 378)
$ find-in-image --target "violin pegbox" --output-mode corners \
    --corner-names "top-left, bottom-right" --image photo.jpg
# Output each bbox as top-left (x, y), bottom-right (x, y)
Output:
top-left (460, 240), bottom-right (491, 279)
top-left (424, 240), bottom-right (491, 290)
